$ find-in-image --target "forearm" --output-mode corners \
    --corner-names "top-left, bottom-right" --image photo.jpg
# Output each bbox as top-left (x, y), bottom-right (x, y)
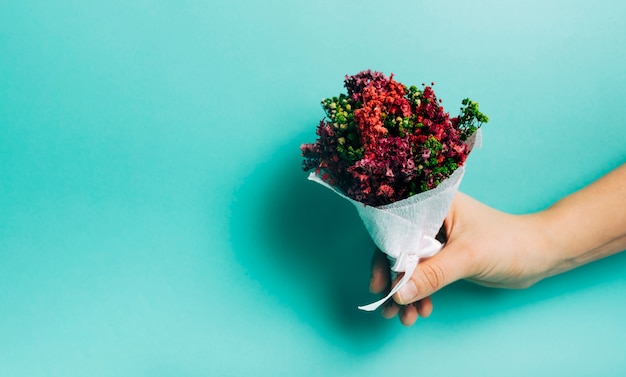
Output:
top-left (540, 163), bottom-right (626, 272)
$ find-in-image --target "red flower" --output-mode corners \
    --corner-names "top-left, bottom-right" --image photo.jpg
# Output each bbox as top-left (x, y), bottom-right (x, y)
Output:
top-left (301, 70), bottom-right (488, 206)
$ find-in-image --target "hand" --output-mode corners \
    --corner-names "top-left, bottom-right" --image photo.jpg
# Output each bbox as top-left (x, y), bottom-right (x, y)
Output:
top-left (370, 165), bottom-right (626, 326)
top-left (370, 192), bottom-right (558, 326)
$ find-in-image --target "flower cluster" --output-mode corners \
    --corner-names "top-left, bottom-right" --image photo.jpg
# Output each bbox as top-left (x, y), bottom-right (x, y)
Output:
top-left (301, 70), bottom-right (488, 206)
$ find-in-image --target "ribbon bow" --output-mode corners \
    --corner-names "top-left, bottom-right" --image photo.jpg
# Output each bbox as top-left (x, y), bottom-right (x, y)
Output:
top-left (358, 234), bottom-right (442, 311)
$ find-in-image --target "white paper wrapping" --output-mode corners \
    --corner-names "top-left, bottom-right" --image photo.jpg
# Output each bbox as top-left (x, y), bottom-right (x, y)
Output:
top-left (308, 167), bottom-right (463, 311)
top-left (308, 130), bottom-right (481, 311)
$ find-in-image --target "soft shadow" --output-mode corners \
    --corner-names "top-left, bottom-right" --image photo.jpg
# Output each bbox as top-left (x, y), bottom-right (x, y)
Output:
top-left (229, 135), bottom-right (397, 351)
top-left (229, 133), bottom-right (626, 346)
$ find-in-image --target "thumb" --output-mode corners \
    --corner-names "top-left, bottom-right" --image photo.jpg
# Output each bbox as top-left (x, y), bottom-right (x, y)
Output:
top-left (392, 244), bottom-right (467, 305)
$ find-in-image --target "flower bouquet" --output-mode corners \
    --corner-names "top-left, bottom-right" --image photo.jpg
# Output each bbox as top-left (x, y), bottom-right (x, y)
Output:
top-left (301, 70), bottom-right (488, 311)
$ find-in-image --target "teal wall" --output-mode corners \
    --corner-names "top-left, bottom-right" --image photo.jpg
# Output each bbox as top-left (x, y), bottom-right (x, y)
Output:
top-left (1, 1), bottom-right (625, 376)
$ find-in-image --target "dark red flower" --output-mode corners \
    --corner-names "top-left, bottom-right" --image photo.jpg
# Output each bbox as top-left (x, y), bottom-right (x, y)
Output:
top-left (301, 70), bottom-right (488, 206)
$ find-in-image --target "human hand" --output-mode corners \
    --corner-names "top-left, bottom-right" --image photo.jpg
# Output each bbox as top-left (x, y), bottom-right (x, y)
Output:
top-left (369, 192), bottom-right (559, 326)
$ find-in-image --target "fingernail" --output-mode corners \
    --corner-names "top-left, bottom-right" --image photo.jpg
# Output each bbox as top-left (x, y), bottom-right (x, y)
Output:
top-left (398, 281), bottom-right (417, 304)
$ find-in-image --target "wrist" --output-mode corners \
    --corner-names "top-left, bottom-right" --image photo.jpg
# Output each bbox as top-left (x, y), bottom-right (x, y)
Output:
top-left (536, 164), bottom-right (626, 273)
top-left (525, 209), bottom-right (578, 278)
top-left (532, 203), bottom-right (613, 276)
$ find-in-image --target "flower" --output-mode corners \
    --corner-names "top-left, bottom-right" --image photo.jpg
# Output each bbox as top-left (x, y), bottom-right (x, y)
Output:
top-left (301, 70), bottom-right (488, 206)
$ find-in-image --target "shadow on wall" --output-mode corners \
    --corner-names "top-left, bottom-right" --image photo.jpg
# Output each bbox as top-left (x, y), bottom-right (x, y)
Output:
top-left (228, 135), bottom-right (396, 352)
top-left (228, 133), bottom-right (626, 347)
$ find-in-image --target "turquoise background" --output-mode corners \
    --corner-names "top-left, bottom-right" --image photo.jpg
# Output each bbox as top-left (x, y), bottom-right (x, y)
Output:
top-left (1, 0), bottom-right (625, 376)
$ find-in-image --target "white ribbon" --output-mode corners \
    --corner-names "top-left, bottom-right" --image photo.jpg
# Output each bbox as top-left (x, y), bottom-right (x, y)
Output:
top-left (357, 235), bottom-right (442, 311)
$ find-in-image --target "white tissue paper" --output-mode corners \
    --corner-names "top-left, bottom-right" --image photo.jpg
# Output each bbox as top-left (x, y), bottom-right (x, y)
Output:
top-left (308, 130), bottom-right (481, 311)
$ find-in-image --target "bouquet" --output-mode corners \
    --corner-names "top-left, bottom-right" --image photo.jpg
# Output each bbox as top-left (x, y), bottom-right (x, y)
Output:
top-left (301, 70), bottom-right (488, 311)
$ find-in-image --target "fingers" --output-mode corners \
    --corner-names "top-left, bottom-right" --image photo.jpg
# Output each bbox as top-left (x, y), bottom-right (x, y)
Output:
top-left (396, 298), bottom-right (432, 326)
top-left (381, 301), bottom-right (400, 319)
top-left (371, 248), bottom-right (437, 326)
top-left (393, 244), bottom-right (467, 305)
top-left (399, 304), bottom-right (418, 326)
top-left (416, 296), bottom-right (433, 318)
top-left (369, 248), bottom-right (390, 294)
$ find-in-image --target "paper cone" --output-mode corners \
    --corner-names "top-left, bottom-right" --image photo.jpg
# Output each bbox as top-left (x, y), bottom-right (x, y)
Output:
top-left (309, 166), bottom-right (463, 310)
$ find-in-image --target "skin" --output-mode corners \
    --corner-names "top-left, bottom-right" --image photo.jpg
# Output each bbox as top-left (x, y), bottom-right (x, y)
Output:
top-left (370, 163), bottom-right (626, 326)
